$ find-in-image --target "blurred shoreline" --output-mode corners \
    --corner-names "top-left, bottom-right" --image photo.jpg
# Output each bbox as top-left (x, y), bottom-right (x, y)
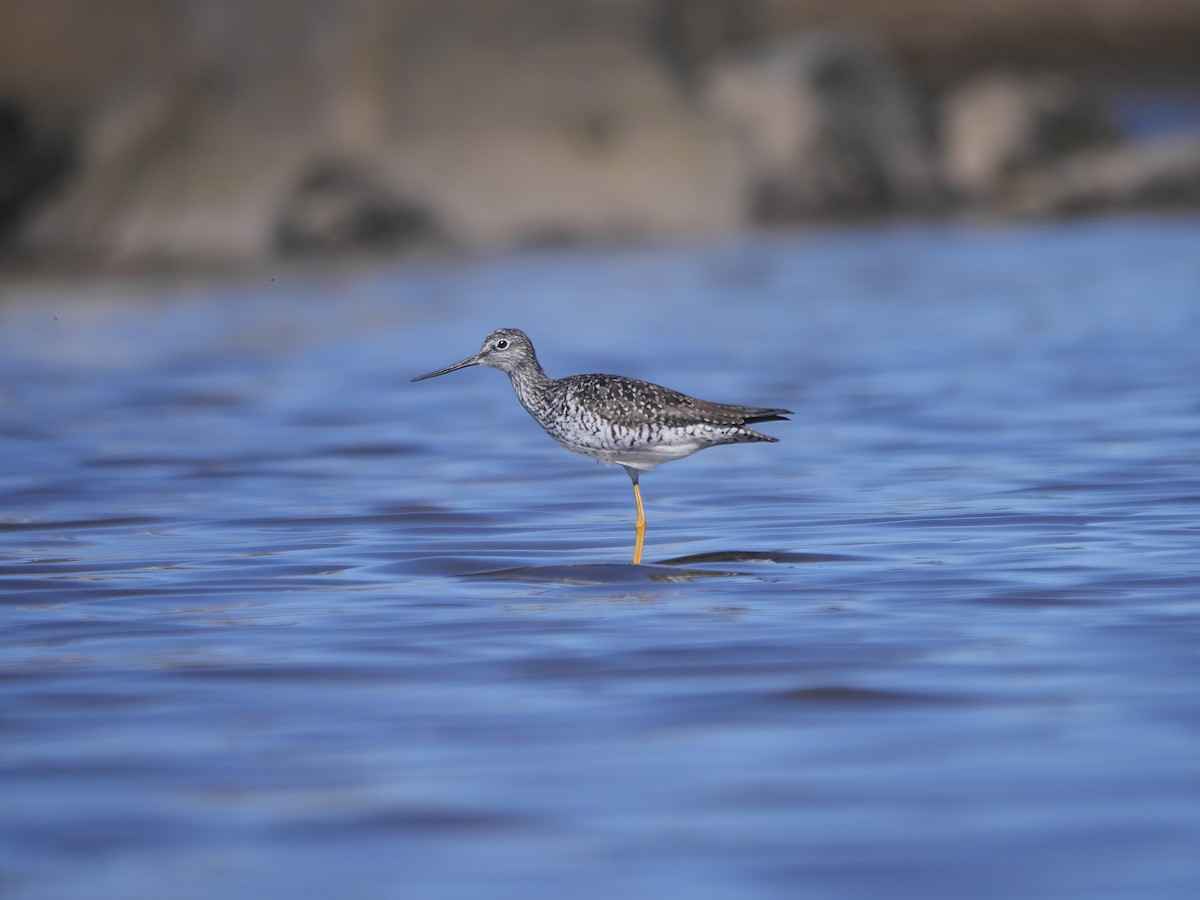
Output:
top-left (3, 0), bottom-right (1200, 273)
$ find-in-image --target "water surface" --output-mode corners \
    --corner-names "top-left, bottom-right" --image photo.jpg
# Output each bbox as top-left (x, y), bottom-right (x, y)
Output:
top-left (2, 217), bottom-right (1199, 898)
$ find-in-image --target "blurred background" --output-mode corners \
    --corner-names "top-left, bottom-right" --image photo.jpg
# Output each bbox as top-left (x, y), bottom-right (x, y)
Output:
top-left (2, 0), bottom-right (1200, 270)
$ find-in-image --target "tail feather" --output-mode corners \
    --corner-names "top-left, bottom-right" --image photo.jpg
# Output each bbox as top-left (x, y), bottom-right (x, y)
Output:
top-left (739, 427), bottom-right (780, 442)
top-left (735, 407), bottom-right (790, 443)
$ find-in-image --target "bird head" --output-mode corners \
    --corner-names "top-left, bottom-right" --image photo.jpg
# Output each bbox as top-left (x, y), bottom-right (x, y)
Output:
top-left (412, 328), bottom-right (537, 381)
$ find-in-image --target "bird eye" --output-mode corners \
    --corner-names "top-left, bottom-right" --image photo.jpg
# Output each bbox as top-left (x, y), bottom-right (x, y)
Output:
top-left (495, 339), bottom-right (509, 350)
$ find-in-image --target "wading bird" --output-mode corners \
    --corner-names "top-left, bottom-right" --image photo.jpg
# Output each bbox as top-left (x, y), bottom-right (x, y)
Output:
top-left (413, 328), bottom-right (790, 564)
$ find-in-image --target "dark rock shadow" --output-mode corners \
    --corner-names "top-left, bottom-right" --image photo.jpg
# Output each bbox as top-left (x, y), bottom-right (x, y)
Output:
top-left (657, 550), bottom-right (856, 566)
top-left (464, 563), bottom-right (744, 585)
top-left (464, 550), bottom-right (852, 584)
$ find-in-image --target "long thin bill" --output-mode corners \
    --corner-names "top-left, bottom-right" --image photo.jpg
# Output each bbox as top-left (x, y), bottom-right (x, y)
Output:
top-left (411, 355), bottom-right (481, 382)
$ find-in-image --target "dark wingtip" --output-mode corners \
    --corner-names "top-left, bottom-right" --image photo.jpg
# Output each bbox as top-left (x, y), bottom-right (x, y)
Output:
top-left (745, 410), bottom-right (792, 426)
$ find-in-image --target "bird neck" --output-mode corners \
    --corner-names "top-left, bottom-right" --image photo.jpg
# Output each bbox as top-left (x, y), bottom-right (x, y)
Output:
top-left (507, 359), bottom-right (551, 413)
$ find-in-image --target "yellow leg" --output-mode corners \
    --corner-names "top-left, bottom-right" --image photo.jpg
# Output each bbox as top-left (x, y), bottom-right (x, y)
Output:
top-left (632, 480), bottom-right (646, 565)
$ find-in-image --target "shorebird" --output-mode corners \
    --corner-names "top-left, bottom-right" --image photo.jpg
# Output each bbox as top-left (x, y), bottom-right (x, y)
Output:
top-left (412, 328), bottom-right (790, 564)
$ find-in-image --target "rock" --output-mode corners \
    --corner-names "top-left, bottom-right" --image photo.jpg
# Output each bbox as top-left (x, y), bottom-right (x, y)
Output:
top-left (17, 4), bottom-right (341, 266)
top-left (9, 2), bottom-right (1200, 268)
top-left (705, 31), bottom-right (946, 222)
top-left (0, 98), bottom-right (72, 256)
top-left (940, 72), bottom-right (1115, 198)
top-left (355, 6), bottom-right (745, 248)
top-left (1015, 133), bottom-right (1200, 213)
top-left (275, 161), bottom-right (443, 254)
top-left (9, 0), bottom-right (747, 266)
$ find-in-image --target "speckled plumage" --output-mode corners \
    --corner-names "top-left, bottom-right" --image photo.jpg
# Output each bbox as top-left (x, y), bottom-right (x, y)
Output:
top-left (414, 328), bottom-right (790, 471)
top-left (412, 328), bottom-right (791, 562)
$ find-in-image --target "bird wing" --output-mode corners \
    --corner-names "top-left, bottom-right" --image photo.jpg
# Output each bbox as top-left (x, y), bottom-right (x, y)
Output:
top-left (560, 374), bottom-right (791, 430)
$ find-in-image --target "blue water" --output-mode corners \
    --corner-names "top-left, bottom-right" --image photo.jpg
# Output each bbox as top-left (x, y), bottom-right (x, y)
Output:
top-left (2, 216), bottom-right (1199, 899)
